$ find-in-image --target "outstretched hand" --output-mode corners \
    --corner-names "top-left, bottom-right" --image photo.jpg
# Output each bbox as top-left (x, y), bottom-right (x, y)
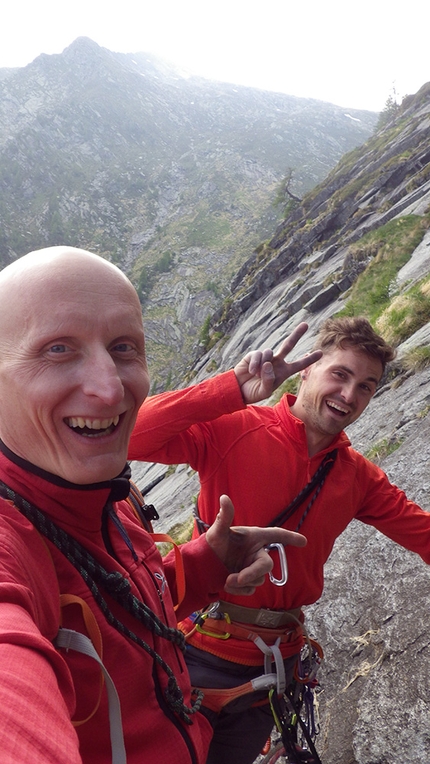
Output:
top-left (234, 322), bottom-right (322, 404)
top-left (205, 495), bottom-right (307, 595)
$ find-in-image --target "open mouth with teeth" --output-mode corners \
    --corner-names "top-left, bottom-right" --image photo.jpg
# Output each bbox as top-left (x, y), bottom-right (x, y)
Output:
top-left (326, 400), bottom-right (349, 417)
top-left (65, 415), bottom-right (120, 437)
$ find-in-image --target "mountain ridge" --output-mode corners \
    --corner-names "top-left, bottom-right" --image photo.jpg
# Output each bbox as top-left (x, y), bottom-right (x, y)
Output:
top-left (0, 37), bottom-right (377, 388)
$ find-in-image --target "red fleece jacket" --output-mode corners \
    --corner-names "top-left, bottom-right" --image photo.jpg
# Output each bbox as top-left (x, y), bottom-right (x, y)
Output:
top-left (129, 370), bottom-right (430, 665)
top-left (0, 450), bottom-right (229, 764)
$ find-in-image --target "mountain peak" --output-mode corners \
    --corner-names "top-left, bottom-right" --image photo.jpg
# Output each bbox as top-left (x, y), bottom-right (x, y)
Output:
top-left (0, 38), bottom-right (378, 387)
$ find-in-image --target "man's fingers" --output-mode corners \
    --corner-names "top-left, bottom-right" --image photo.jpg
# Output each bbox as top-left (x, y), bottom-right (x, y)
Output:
top-left (257, 527), bottom-right (307, 548)
top-left (224, 529), bottom-right (306, 589)
top-left (247, 348), bottom-right (274, 376)
top-left (284, 530), bottom-right (307, 547)
top-left (274, 322), bottom-right (309, 360)
top-left (213, 494), bottom-right (234, 530)
top-left (259, 361), bottom-right (276, 390)
top-left (207, 498), bottom-right (306, 591)
top-left (224, 580), bottom-right (259, 595)
top-left (226, 544), bottom-right (277, 589)
top-left (246, 350), bottom-right (263, 375)
top-left (286, 349), bottom-right (322, 375)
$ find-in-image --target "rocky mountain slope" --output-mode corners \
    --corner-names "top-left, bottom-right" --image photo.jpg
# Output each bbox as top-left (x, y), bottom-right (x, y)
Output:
top-left (133, 83), bottom-right (430, 764)
top-left (0, 36), bottom-right (376, 387)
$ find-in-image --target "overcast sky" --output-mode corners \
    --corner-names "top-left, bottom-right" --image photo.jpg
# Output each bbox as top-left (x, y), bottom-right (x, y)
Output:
top-left (1, 0), bottom-right (429, 112)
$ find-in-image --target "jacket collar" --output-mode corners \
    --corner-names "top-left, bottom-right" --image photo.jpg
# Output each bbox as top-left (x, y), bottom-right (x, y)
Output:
top-left (0, 440), bottom-right (131, 533)
top-left (277, 394), bottom-right (351, 455)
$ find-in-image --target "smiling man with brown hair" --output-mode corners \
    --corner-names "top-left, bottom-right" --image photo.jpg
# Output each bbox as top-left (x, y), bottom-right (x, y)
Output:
top-left (129, 315), bottom-right (429, 764)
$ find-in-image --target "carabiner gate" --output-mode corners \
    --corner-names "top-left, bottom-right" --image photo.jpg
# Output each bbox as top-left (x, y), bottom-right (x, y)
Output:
top-left (266, 543), bottom-right (288, 586)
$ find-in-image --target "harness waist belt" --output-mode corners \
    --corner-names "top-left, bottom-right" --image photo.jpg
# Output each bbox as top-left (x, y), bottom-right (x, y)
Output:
top-left (202, 617), bottom-right (300, 643)
top-left (218, 601), bottom-right (302, 629)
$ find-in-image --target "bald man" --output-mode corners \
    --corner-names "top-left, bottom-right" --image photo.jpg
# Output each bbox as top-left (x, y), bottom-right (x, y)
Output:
top-left (0, 247), bottom-right (308, 764)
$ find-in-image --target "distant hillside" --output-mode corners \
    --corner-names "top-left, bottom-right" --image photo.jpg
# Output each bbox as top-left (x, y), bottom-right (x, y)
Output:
top-left (0, 36), bottom-right (377, 386)
top-left (196, 82), bottom-right (430, 367)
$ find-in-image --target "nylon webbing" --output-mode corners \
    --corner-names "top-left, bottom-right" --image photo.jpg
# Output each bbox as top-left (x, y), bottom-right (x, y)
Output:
top-left (55, 628), bottom-right (126, 764)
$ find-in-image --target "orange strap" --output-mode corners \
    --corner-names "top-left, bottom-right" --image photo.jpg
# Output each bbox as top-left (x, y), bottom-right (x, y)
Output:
top-left (59, 594), bottom-right (104, 727)
top-left (126, 484), bottom-right (186, 611)
top-left (195, 670), bottom-right (287, 713)
top-left (195, 681), bottom-right (256, 712)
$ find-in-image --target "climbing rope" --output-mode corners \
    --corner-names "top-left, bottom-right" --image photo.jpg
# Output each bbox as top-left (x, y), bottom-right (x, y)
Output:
top-left (0, 480), bottom-right (203, 723)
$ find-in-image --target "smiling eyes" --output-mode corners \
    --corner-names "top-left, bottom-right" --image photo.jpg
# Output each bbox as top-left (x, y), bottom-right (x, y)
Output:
top-left (46, 341), bottom-right (138, 357)
top-left (48, 344), bottom-right (68, 354)
top-left (111, 343), bottom-right (133, 353)
top-left (332, 370), bottom-right (374, 395)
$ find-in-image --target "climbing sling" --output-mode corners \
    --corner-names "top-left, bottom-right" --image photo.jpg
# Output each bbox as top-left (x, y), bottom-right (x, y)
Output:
top-left (193, 449), bottom-right (338, 534)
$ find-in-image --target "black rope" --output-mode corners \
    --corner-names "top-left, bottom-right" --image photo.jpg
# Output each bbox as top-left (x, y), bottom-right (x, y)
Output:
top-left (267, 450), bottom-right (338, 530)
top-left (193, 450), bottom-right (338, 537)
top-left (0, 480), bottom-right (203, 723)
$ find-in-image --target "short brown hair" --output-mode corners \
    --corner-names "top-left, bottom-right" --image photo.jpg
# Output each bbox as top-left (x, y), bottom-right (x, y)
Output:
top-left (313, 316), bottom-right (396, 372)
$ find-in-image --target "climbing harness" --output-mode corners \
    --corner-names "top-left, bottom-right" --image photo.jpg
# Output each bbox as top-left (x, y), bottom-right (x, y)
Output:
top-left (183, 600), bottom-right (304, 711)
top-left (184, 600), bottom-right (324, 762)
top-left (189, 602), bottom-right (288, 711)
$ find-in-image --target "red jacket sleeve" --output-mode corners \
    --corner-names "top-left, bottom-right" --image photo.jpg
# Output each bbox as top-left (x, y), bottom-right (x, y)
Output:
top-left (128, 369), bottom-right (245, 465)
top-left (0, 604), bottom-right (81, 763)
top-left (0, 509), bottom-right (82, 763)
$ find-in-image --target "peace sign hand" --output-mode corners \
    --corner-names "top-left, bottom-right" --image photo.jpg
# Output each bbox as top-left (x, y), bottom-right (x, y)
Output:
top-left (233, 322), bottom-right (322, 404)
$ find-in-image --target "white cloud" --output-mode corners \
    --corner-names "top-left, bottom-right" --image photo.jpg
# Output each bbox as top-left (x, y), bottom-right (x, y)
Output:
top-left (1, 0), bottom-right (429, 111)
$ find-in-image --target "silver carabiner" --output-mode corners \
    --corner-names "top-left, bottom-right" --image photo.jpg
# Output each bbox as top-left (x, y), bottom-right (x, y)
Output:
top-left (266, 543), bottom-right (288, 586)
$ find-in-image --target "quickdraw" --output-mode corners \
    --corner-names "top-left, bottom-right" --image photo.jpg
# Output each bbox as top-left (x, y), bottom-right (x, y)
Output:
top-left (268, 639), bottom-right (324, 764)
top-left (195, 608), bottom-right (232, 640)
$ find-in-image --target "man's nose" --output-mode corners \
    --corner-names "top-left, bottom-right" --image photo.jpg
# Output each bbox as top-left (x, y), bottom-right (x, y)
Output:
top-left (341, 382), bottom-right (356, 405)
top-left (81, 350), bottom-right (124, 404)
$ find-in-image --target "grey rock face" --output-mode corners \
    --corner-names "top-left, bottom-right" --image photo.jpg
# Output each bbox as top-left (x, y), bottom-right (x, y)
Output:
top-left (304, 368), bottom-right (430, 764)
